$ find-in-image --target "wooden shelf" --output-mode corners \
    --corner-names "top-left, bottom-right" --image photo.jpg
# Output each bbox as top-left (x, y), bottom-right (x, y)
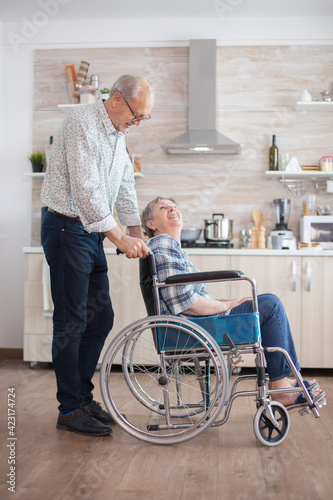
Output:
top-left (266, 170), bottom-right (333, 196)
top-left (26, 172), bottom-right (144, 178)
top-left (57, 104), bottom-right (81, 111)
top-left (265, 171), bottom-right (333, 179)
top-left (295, 101), bottom-right (333, 112)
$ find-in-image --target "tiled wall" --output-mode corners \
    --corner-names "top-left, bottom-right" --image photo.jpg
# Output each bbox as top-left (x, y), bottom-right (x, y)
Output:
top-left (31, 45), bottom-right (333, 246)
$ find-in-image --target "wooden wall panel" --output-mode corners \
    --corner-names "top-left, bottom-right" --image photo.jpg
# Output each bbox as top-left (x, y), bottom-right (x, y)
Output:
top-left (31, 45), bottom-right (333, 246)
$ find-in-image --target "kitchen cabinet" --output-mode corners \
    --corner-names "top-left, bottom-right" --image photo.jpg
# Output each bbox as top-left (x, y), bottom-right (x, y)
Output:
top-left (230, 254), bottom-right (333, 368)
top-left (229, 255), bottom-right (302, 368)
top-left (23, 251), bottom-right (147, 365)
top-left (24, 253), bottom-right (53, 365)
top-left (300, 256), bottom-right (333, 367)
top-left (230, 255), bottom-right (302, 359)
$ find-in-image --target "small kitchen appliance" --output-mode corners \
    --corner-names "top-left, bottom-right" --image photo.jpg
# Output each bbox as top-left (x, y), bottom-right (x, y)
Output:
top-left (300, 215), bottom-right (333, 249)
top-left (204, 214), bottom-right (233, 247)
top-left (269, 199), bottom-right (297, 250)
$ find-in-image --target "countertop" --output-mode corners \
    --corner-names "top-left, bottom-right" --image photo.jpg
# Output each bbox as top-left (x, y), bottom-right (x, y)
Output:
top-left (23, 246), bottom-right (333, 256)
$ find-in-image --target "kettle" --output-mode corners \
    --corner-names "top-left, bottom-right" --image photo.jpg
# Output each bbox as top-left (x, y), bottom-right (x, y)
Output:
top-left (204, 214), bottom-right (233, 242)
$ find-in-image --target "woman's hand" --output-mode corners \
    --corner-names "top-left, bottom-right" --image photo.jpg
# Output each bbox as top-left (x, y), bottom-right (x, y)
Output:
top-left (184, 296), bottom-right (252, 316)
top-left (220, 297), bottom-right (252, 312)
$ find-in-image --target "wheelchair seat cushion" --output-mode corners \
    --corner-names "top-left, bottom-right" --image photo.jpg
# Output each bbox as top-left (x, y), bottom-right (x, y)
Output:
top-left (157, 312), bottom-right (261, 352)
top-left (188, 312), bottom-right (261, 347)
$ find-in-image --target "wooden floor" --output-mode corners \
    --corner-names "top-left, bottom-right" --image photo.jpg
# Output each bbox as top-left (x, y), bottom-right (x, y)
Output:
top-left (0, 360), bottom-right (332, 500)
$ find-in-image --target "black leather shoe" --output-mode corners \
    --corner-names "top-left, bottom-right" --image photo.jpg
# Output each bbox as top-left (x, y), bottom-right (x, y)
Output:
top-left (57, 406), bottom-right (112, 436)
top-left (85, 400), bottom-right (119, 425)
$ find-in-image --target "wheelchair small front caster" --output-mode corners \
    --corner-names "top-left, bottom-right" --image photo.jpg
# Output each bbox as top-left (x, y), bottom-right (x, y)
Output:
top-left (253, 401), bottom-right (290, 447)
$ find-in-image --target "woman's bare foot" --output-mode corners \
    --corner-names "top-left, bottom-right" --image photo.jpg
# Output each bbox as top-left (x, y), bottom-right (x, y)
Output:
top-left (287, 377), bottom-right (317, 388)
top-left (269, 377), bottom-right (323, 407)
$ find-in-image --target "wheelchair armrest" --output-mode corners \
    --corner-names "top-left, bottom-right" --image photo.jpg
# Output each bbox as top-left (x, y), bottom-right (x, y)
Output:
top-left (164, 270), bottom-right (244, 285)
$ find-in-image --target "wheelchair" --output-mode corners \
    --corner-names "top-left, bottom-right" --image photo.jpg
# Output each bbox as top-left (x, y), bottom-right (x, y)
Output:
top-left (100, 253), bottom-right (325, 446)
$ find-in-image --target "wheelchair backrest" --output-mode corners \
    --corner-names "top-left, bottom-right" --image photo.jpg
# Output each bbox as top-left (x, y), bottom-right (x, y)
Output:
top-left (139, 253), bottom-right (158, 316)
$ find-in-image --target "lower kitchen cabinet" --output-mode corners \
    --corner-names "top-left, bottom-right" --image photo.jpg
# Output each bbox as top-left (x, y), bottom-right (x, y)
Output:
top-left (23, 251), bottom-right (333, 368)
top-left (230, 255), bottom-right (302, 359)
top-left (300, 256), bottom-right (333, 368)
top-left (189, 254), bottom-right (230, 299)
top-left (230, 255), bottom-right (333, 368)
top-left (23, 252), bottom-right (148, 365)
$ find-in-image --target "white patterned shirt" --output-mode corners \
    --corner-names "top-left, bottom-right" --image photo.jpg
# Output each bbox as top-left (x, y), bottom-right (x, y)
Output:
top-left (41, 100), bottom-right (141, 233)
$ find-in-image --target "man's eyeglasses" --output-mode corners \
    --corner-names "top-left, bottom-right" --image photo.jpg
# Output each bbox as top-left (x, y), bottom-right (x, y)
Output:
top-left (121, 94), bottom-right (151, 123)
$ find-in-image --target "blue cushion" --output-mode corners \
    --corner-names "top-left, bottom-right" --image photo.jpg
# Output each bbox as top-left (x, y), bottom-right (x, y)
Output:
top-left (156, 312), bottom-right (261, 351)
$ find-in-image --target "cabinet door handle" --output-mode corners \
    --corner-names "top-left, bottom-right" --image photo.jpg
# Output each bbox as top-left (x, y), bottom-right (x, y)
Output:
top-left (306, 260), bottom-right (312, 292)
top-left (291, 260), bottom-right (297, 292)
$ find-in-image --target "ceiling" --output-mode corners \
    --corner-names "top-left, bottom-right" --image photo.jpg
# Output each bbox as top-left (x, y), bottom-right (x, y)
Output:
top-left (0, 0), bottom-right (332, 23)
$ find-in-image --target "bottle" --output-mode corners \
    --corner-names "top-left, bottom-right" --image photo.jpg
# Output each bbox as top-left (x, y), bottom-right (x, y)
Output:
top-left (269, 135), bottom-right (278, 171)
top-left (45, 136), bottom-right (53, 169)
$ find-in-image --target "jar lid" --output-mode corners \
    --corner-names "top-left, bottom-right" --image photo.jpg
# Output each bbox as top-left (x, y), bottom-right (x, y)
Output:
top-left (320, 156), bottom-right (333, 159)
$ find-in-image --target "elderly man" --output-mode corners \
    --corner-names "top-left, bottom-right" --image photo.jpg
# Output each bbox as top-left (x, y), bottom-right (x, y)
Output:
top-left (141, 197), bottom-right (324, 413)
top-left (41, 75), bottom-right (153, 436)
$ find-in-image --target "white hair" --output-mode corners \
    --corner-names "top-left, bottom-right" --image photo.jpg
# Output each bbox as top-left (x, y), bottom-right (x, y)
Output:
top-left (109, 74), bottom-right (153, 101)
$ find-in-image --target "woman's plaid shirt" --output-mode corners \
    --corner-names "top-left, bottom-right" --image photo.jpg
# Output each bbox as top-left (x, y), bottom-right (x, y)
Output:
top-left (148, 234), bottom-right (212, 315)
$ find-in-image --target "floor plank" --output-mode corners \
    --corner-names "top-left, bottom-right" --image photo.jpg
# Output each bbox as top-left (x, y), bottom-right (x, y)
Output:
top-left (0, 361), bottom-right (332, 500)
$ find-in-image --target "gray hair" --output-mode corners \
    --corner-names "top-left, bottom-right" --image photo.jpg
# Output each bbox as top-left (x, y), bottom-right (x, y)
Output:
top-left (141, 197), bottom-right (176, 239)
top-left (109, 74), bottom-right (153, 101)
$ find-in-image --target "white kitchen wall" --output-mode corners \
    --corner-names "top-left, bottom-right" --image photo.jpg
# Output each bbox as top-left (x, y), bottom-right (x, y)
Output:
top-left (0, 14), bottom-right (332, 349)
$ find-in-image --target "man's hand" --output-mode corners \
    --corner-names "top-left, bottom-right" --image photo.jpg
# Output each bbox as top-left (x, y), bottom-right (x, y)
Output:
top-left (117, 234), bottom-right (149, 259)
top-left (104, 225), bottom-right (149, 259)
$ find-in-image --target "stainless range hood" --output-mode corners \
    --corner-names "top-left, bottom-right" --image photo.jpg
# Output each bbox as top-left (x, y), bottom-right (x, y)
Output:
top-left (161, 39), bottom-right (241, 155)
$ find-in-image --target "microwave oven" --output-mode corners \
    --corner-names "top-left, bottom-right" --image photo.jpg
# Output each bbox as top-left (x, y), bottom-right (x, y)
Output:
top-left (300, 216), bottom-right (333, 249)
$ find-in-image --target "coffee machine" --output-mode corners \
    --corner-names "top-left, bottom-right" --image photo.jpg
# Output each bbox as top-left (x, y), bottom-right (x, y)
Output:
top-left (269, 199), bottom-right (297, 250)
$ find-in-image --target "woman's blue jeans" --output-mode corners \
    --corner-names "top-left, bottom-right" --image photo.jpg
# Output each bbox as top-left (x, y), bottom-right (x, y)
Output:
top-left (229, 293), bottom-right (300, 381)
top-left (41, 210), bottom-right (114, 413)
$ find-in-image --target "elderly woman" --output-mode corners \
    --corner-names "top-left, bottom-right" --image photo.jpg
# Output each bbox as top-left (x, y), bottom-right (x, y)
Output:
top-left (141, 197), bottom-right (325, 412)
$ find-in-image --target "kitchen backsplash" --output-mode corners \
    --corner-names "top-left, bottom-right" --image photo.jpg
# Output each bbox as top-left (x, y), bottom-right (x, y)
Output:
top-left (31, 45), bottom-right (333, 245)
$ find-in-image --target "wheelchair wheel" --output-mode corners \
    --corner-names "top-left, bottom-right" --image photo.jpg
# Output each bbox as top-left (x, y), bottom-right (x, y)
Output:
top-left (100, 315), bottom-right (228, 445)
top-left (253, 401), bottom-right (290, 447)
top-left (121, 328), bottom-right (221, 418)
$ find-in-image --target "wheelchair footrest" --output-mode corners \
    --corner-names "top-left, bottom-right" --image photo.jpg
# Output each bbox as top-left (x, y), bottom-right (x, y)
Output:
top-left (299, 398), bottom-right (326, 416)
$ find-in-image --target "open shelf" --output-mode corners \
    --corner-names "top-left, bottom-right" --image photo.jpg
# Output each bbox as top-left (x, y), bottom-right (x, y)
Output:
top-left (265, 171), bottom-right (333, 179)
top-left (26, 172), bottom-right (144, 178)
top-left (295, 101), bottom-right (333, 112)
top-left (266, 170), bottom-right (333, 196)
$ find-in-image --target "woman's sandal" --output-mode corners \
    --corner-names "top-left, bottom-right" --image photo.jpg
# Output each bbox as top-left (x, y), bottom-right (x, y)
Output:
top-left (286, 390), bottom-right (326, 414)
top-left (292, 379), bottom-right (319, 391)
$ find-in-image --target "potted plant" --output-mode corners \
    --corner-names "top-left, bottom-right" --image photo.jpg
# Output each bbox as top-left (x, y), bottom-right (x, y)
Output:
top-left (28, 151), bottom-right (44, 173)
top-left (100, 87), bottom-right (110, 101)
